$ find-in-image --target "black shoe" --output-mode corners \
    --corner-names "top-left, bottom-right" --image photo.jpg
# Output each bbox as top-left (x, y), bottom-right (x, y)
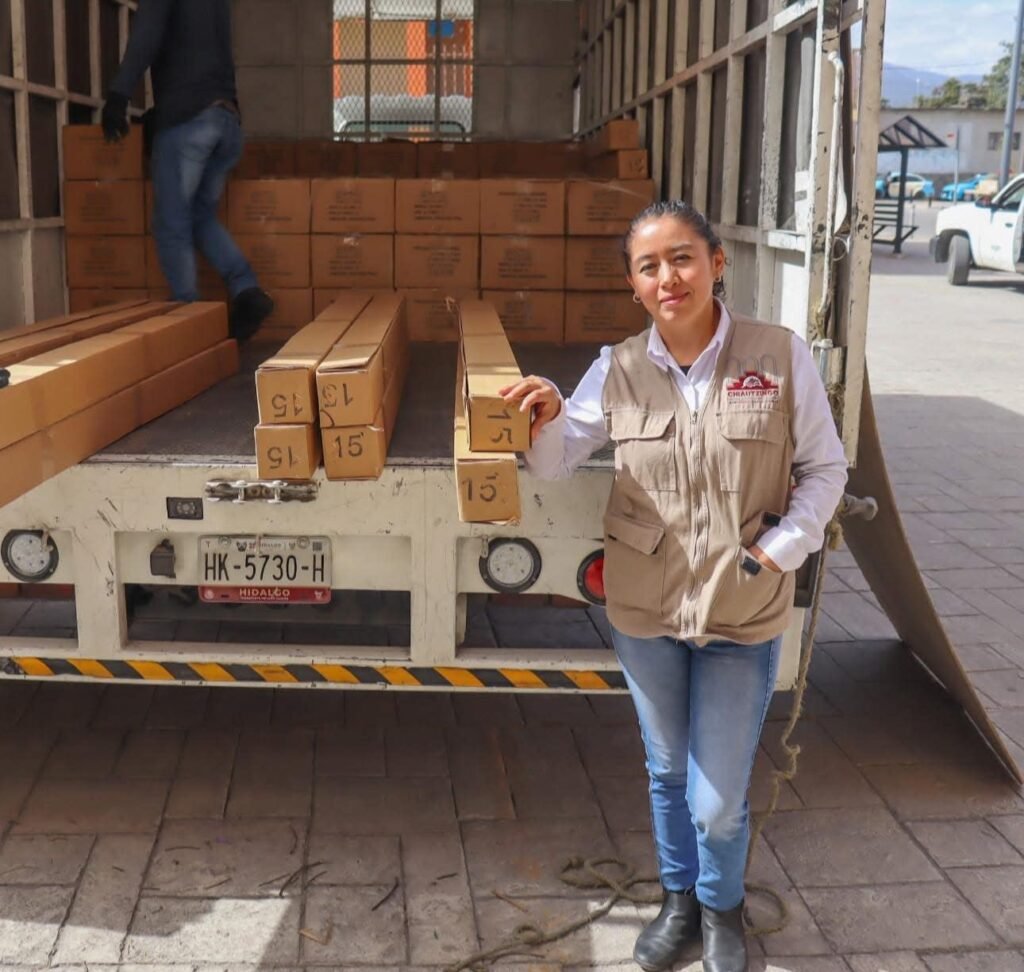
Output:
top-left (633, 889), bottom-right (702, 972)
top-left (701, 901), bottom-right (747, 972)
top-left (229, 287), bottom-right (274, 341)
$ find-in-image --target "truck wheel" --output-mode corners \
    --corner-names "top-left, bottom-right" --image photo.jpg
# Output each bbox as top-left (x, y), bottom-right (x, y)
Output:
top-left (947, 236), bottom-right (970, 286)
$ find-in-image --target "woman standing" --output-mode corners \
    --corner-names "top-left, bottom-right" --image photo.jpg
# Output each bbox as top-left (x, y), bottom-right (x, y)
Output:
top-left (500, 201), bottom-right (847, 972)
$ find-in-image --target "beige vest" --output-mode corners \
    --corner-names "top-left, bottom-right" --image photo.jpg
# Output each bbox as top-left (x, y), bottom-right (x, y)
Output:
top-left (601, 314), bottom-right (796, 645)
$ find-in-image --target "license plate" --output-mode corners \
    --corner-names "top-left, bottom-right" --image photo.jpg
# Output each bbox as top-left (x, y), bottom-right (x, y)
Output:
top-left (198, 535), bottom-right (331, 604)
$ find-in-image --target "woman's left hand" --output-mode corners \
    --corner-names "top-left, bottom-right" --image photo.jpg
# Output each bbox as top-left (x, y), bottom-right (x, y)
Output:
top-left (748, 544), bottom-right (783, 573)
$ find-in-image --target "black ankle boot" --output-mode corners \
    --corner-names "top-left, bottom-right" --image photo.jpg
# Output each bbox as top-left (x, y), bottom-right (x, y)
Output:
top-left (633, 888), bottom-right (702, 972)
top-left (229, 287), bottom-right (274, 341)
top-left (701, 901), bottom-right (747, 972)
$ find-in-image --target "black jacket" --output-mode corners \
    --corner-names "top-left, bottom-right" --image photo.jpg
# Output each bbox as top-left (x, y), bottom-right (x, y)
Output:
top-left (110, 0), bottom-right (237, 133)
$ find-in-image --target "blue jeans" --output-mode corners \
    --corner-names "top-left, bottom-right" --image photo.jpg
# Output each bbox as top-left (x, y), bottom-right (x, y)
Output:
top-left (150, 106), bottom-right (258, 302)
top-left (612, 626), bottom-right (781, 911)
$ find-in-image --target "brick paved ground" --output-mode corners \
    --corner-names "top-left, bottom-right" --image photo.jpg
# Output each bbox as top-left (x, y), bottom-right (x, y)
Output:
top-left (0, 207), bottom-right (1023, 970)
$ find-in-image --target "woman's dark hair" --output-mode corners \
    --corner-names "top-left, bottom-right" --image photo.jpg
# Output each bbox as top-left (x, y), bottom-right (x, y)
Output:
top-left (622, 199), bottom-right (727, 299)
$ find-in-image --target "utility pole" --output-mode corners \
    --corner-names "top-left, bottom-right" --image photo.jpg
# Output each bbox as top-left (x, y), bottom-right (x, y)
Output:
top-left (1000, 0), bottom-right (1024, 186)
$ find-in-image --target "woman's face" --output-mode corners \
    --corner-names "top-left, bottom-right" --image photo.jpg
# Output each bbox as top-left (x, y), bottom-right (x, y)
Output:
top-left (626, 215), bottom-right (725, 328)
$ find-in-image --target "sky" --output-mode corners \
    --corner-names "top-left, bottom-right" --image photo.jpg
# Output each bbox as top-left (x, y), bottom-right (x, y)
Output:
top-left (883, 0), bottom-right (1022, 75)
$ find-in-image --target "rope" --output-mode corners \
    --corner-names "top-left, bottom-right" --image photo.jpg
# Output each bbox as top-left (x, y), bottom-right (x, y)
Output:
top-left (446, 517), bottom-right (844, 969)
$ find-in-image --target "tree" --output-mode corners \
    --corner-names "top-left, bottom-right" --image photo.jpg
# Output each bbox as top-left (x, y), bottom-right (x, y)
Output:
top-left (916, 77), bottom-right (962, 108)
top-left (978, 41), bottom-right (1024, 111)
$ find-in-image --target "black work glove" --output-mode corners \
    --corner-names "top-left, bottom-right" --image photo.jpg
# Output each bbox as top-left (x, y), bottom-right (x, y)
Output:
top-left (101, 92), bottom-right (130, 143)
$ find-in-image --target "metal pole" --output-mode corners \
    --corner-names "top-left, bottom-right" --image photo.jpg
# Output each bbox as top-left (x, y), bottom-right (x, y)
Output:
top-left (953, 125), bottom-right (960, 196)
top-left (1000, 0), bottom-right (1024, 187)
top-left (894, 148), bottom-right (908, 255)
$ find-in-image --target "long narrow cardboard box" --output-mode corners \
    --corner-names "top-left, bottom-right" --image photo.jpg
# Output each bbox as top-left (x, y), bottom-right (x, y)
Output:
top-left (454, 353), bottom-right (521, 524)
top-left (316, 293), bottom-right (408, 430)
top-left (0, 301), bottom-right (175, 366)
top-left (0, 340), bottom-right (238, 510)
top-left (322, 329), bottom-right (410, 480)
top-left (0, 303), bottom-right (227, 452)
top-left (254, 292), bottom-right (373, 426)
top-left (458, 299), bottom-right (531, 453)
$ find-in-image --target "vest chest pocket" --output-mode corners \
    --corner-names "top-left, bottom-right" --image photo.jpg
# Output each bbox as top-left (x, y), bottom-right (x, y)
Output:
top-left (607, 409), bottom-right (678, 492)
top-left (716, 408), bottom-right (789, 492)
top-left (603, 510), bottom-right (667, 615)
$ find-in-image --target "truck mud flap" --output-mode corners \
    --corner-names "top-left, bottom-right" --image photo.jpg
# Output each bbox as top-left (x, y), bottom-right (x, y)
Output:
top-left (845, 370), bottom-right (1022, 784)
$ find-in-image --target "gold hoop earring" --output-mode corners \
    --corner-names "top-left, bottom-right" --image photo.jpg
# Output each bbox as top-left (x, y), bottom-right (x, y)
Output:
top-left (632, 293), bottom-right (642, 304)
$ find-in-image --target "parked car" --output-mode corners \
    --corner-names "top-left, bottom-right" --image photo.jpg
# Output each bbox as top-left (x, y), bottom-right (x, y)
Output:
top-left (875, 171), bottom-right (936, 200)
top-left (940, 174), bottom-right (996, 202)
top-left (929, 173), bottom-right (1024, 285)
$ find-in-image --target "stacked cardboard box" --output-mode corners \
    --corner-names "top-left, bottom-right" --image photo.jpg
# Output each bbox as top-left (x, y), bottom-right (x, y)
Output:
top-left (229, 178), bottom-right (313, 341)
top-left (316, 293), bottom-right (410, 480)
top-left (253, 292), bottom-right (373, 480)
top-left (0, 302), bottom-right (238, 508)
top-left (583, 119), bottom-right (650, 180)
top-left (395, 180), bottom-right (480, 341)
top-left (454, 299), bottom-right (525, 523)
top-left (63, 126), bottom-right (148, 310)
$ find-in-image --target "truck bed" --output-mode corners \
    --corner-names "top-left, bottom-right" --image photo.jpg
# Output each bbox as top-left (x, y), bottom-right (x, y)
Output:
top-left (94, 341), bottom-right (605, 466)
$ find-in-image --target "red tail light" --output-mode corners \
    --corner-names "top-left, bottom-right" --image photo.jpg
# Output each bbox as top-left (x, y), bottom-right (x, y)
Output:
top-left (577, 550), bottom-right (605, 605)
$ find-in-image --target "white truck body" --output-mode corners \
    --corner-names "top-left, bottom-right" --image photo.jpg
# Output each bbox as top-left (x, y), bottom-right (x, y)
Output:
top-left (0, 0), bottom-right (885, 693)
top-left (931, 174), bottom-right (1024, 283)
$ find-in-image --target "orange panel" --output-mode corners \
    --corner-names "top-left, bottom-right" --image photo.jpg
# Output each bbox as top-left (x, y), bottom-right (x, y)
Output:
top-left (408, 21), bottom-right (427, 97)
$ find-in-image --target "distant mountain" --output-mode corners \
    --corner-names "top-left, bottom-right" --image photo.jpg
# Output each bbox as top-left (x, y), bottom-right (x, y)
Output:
top-left (883, 63), bottom-right (984, 108)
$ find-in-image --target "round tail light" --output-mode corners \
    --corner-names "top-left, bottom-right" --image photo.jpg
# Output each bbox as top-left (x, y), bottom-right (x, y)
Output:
top-left (577, 550), bottom-right (605, 605)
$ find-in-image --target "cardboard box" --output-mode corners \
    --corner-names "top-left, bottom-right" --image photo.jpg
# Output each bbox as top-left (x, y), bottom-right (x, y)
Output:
top-left (564, 292), bottom-right (647, 343)
top-left (121, 302), bottom-right (228, 373)
top-left (395, 235), bottom-right (478, 289)
top-left (64, 181), bottom-right (145, 236)
top-left (479, 180), bottom-right (565, 236)
top-left (454, 354), bottom-right (520, 523)
top-left (311, 179), bottom-right (395, 233)
top-left (311, 235), bottom-right (393, 289)
top-left (321, 333), bottom-right (409, 480)
top-left (255, 292), bottom-right (372, 425)
top-left (586, 149), bottom-right (649, 181)
top-left (296, 139), bottom-right (357, 177)
top-left (62, 124), bottom-right (143, 181)
top-left (236, 235), bottom-right (311, 288)
top-left (584, 119), bottom-right (641, 156)
top-left (403, 288), bottom-right (477, 341)
top-left (316, 293), bottom-right (407, 429)
top-left (227, 179), bottom-right (311, 234)
top-left (481, 237), bottom-right (565, 290)
top-left (1, 303), bottom-right (225, 452)
top-left (417, 142), bottom-right (480, 179)
top-left (255, 423), bottom-right (322, 479)
top-left (565, 237), bottom-right (627, 290)
top-left (66, 236), bottom-right (147, 289)
top-left (458, 299), bottom-right (531, 453)
top-left (68, 289), bottom-right (150, 312)
top-left (0, 340), bottom-right (238, 510)
top-left (235, 140), bottom-right (296, 179)
top-left (356, 141), bottom-right (417, 178)
top-left (482, 291), bottom-right (565, 343)
top-left (396, 180), bottom-right (480, 234)
top-left (478, 141), bottom-right (585, 178)
top-left (567, 180), bottom-right (656, 235)
top-left (264, 289), bottom-right (314, 329)
top-left (0, 302), bottom-right (175, 366)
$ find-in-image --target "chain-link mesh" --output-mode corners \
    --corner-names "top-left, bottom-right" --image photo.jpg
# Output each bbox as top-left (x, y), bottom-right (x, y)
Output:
top-left (333, 0), bottom-right (474, 138)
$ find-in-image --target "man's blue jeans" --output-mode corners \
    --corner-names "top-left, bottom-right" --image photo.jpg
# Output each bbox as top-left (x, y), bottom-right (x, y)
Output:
top-left (612, 626), bottom-right (781, 911)
top-left (150, 105), bottom-right (258, 302)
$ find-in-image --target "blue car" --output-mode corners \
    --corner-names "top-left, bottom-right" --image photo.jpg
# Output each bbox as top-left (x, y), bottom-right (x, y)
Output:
top-left (940, 174), bottom-right (995, 201)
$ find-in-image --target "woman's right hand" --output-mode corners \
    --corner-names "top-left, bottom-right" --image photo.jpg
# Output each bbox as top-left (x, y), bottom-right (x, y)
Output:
top-left (499, 376), bottom-right (562, 444)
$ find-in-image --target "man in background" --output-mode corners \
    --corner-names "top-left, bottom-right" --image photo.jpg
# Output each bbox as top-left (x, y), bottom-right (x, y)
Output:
top-left (102, 0), bottom-right (273, 340)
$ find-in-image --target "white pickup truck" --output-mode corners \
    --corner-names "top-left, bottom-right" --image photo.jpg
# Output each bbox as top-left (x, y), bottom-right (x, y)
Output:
top-left (930, 173), bottom-right (1024, 285)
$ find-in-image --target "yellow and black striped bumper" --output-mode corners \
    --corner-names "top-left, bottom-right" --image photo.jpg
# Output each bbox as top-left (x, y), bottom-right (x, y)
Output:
top-left (1, 657), bottom-right (627, 690)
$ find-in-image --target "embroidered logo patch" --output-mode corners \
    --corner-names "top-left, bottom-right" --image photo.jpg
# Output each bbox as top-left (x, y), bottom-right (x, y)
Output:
top-left (726, 370), bottom-right (780, 402)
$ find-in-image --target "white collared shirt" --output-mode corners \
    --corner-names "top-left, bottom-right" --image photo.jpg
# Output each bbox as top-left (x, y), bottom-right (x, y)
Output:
top-left (525, 302), bottom-right (849, 572)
